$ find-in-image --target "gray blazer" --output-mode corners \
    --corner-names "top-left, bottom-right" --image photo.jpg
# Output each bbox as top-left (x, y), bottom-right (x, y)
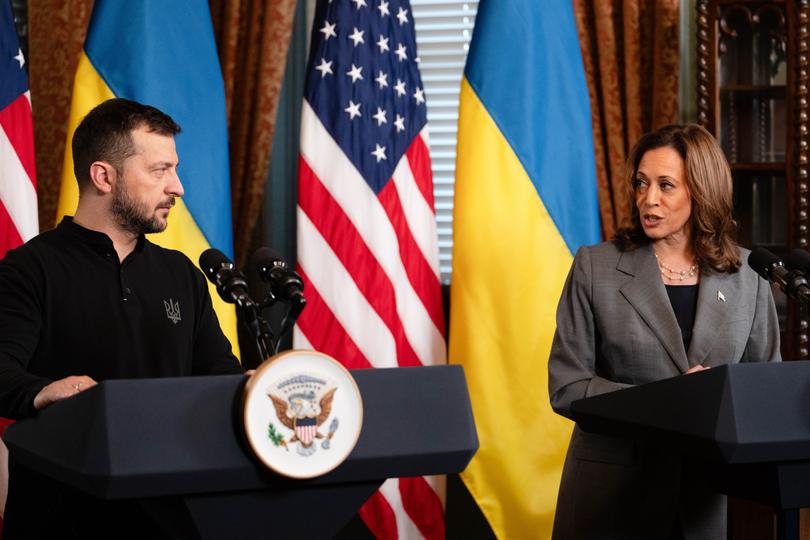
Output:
top-left (548, 241), bottom-right (781, 540)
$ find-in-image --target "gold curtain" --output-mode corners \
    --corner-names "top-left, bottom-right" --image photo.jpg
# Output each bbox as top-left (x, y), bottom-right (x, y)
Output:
top-left (28, 1), bottom-right (296, 267)
top-left (573, 0), bottom-right (680, 239)
top-left (209, 0), bottom-right (297, 266)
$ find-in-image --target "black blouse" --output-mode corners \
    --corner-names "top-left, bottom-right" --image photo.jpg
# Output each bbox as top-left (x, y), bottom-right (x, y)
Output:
top-left (665, 283), bottom-right (699, 353)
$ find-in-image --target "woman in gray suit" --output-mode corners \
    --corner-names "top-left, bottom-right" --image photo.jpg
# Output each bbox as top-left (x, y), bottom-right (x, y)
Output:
top-left (548, 124), bottom-right (781, 540)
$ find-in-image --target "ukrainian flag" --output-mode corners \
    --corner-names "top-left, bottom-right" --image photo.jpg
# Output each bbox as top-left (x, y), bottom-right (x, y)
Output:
top-left (56, 0), bottom-right (239, 355)
top-left (449, 0), bottom-right (600, 537)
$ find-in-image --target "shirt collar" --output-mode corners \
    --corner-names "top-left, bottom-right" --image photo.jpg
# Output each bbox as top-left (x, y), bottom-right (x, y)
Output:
top-left (58, 216), bottom-right (147, 257)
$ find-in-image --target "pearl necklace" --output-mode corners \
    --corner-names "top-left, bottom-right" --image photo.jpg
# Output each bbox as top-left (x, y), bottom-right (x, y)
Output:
top-left (655, 254), bottom-right (698, 281)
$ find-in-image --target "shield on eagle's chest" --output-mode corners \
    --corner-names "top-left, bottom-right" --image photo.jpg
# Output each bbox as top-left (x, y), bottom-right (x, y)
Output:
top-left (295, 416), bottom-right (317, 445)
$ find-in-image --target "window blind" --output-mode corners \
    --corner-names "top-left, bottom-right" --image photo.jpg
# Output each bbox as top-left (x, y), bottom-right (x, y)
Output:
top-left (411, 0), bottom-right (478, 283)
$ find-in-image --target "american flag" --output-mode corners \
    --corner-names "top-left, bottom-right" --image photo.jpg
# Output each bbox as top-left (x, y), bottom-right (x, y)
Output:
top-left (0, 0), bottom-right (37, 260)
top-left (294, 0), bottom-right (446, 538)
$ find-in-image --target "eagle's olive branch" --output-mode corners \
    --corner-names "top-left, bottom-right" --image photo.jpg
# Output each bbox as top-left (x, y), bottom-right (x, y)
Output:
top-left (267, 422), bottom-right (288, 450)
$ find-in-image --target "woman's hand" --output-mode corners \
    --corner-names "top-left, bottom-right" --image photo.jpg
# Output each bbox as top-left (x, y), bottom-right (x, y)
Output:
top-left (685, 364), bottom-right (709, 375)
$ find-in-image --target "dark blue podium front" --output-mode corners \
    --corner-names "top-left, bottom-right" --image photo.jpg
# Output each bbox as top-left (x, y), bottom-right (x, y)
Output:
top-left (4, 365), bottom-right (478, 539)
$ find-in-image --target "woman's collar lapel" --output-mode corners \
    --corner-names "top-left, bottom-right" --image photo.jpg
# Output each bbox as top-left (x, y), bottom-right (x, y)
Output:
top-left (617, 244), bottom-right (690, 374)
top-left (687, 270), bottom-right (733, 367)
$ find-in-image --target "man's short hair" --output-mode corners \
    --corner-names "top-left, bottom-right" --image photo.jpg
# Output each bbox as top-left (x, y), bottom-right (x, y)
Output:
top-left (72, 98), bottom-right (181, 189)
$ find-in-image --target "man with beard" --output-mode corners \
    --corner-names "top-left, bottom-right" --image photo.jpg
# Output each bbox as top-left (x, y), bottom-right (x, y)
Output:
top-left (0, 98), bottom-right (243, 537)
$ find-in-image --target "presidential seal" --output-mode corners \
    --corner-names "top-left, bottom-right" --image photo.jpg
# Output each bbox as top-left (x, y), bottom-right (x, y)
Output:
top-left (267, 374), bottom-right (338, 457)
top-left (243, 350), bottom-right (363, 478)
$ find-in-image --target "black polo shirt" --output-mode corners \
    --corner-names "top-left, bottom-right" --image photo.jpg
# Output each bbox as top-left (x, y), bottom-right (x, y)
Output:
top-left (0, 216), bottom-right (243, 419)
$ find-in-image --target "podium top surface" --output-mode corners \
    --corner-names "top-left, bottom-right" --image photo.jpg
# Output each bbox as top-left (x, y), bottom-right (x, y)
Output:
top-left (570, 361), bottom-right (810, 464)
top-left (4, 365), bottom-right (478, 499)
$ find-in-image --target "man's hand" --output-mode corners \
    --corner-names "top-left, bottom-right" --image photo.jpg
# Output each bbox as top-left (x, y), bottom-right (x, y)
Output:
top-left (685, 364), bottom-right (709, 375)
top-left (33, 376), bottom-right (98, 410)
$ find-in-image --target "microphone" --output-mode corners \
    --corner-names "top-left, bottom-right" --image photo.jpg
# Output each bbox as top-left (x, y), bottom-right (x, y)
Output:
top-left (199, 248), bottom-right (254, 307)
top-left (252, 247), bottom-right (306, 310)
top-left (748, 247), bottom-right (810, 302)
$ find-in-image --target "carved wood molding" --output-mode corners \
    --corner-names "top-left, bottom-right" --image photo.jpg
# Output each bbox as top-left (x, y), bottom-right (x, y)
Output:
top-left (697, 0), bottom-right (712, 128)
top-left (796, 1), bottom-right (809, 249)
top-left (795, 0), bottom-right (809, 358)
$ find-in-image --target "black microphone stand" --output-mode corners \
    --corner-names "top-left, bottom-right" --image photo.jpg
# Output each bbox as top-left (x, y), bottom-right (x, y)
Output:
top-left (238, 299), bottom-right (277, 363)
top-left (222, 289), bottom-right (277, 364)
top-left (226, 283), bottom-right (304, 364)
top-left (256, 293), bottom-right (306, 356)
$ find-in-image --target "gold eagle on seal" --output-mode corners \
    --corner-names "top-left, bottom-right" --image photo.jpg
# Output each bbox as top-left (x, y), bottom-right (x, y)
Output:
top-left (269, 387), bottom-right (337, 448)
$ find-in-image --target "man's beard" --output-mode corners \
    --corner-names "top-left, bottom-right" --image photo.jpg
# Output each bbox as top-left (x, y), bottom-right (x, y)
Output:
top-left (111, 180), bottom-right (173, 236)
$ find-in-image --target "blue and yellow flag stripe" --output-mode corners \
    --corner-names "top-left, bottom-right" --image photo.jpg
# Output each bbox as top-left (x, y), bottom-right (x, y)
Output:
top-left (57, 0), bottom-right (239, 355)
top-left (462, 0), bottom-right (599, 252)
top-left (450, 0), bottom-right (600, 537)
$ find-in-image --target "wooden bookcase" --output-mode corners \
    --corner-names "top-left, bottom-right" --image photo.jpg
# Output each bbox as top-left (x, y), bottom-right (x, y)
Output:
top-left (697, 0), bottom-right (808, 363)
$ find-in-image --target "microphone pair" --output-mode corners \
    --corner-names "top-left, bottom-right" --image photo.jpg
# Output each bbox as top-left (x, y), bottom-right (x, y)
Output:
top-left (748, 248), bottom-right (810, 302)
top-left (198, 248), bottom-right (305, 309)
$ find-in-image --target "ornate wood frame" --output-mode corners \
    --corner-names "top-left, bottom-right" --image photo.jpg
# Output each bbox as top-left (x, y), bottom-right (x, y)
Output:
top-left (794, 1), bottom-right (810, 359)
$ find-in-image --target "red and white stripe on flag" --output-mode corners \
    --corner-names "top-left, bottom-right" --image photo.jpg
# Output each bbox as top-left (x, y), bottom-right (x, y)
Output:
top-left (295, 3), bottom-right (446, 538)
top-left (1, 0), bottom-right (38, 260)
top-left (0, 91), bottom-right (37, 258)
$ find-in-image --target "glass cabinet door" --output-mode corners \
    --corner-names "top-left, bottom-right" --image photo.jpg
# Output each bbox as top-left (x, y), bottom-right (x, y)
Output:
top-left (717, 2), bottom-right (789, 334)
